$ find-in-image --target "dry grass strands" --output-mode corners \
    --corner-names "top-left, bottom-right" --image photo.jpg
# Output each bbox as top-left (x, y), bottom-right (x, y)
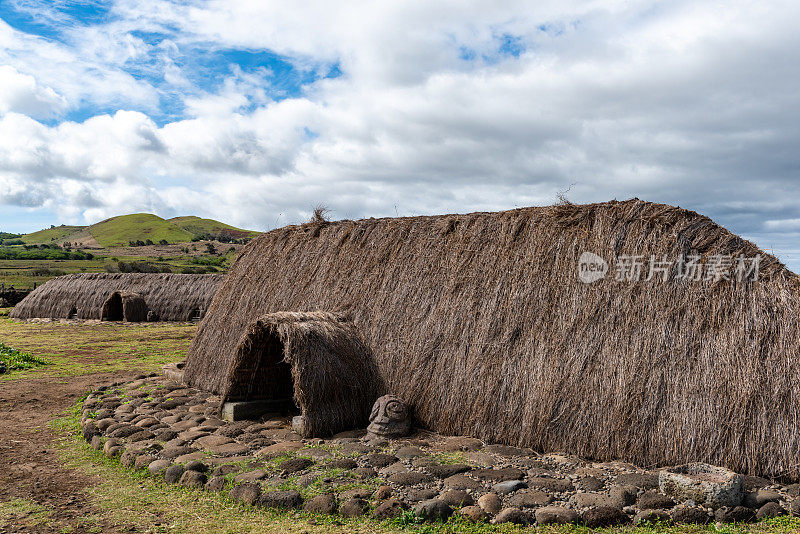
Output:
top-left (184, 199), bottom-right (800, 479)
top-left (221, 311), bottom-right (384, 437)
top-left (11, 273), bottom-right (223, 322)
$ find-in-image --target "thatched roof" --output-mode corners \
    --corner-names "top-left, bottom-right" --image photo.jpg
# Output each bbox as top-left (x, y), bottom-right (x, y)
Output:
top-left (184, 199), bottom-right (800, 478)
top-left (11, 273), bottom-right (223, 322)
top-left (221, 311), bottom-right (384, 437)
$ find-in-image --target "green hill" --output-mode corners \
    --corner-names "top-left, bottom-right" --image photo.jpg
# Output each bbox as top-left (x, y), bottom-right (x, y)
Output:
top-left (21, 225), bottom-right (84, 244)
top-left (169, 216), bottom-right (260, 238)
top-left (88, 214), bottom-right (193, 247)
top-left (19, 214), bottom-right (259, 248)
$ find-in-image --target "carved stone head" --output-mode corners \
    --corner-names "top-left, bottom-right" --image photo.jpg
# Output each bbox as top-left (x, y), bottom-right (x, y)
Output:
top-left (367, 394), bottom-right (411, 438)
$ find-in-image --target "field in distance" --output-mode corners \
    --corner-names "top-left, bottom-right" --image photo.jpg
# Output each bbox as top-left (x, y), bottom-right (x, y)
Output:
top-left (0, 214), bottom-right (261, 289)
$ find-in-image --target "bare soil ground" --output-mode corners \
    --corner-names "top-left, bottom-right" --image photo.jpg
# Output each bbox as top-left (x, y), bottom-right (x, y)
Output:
top-left (0, 319), bottom-right (194, 533)
top-left (0, 372), bottom-right (136, 533)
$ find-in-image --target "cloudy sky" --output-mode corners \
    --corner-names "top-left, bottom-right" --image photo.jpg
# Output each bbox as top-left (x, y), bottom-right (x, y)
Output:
top-left (0, 1), bottom-right (798, 268)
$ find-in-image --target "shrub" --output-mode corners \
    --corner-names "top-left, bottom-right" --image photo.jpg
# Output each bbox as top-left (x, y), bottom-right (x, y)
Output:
top-left (0, 247), bottom-right (94, 261)
top-left (0, 343), bottom-right (48, 373)
top-left (190, 255), bottom-right (226, 267)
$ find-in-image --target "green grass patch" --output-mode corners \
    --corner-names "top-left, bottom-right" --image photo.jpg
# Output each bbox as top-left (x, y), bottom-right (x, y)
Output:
top-left (0, 319), bottom-right (194, 379)
top-left (21, 225), bottom-right (85, 244)
top-left (169, 216), bottom-right (260, 239)
top-left (89, 213), bottom-right (194, 247)
top-left (0, 497), bottom-right (54, 531)
top-left (0, 341), bottom-right (48, 373)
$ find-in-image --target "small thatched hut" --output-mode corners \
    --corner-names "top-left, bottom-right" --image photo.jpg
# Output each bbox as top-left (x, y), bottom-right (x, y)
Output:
top-left (11, 273), bottom-right (223, 322)
top-left (184, 199), bottom-right (800, 478)
top-left (222, 311), bottom-right (384, 436)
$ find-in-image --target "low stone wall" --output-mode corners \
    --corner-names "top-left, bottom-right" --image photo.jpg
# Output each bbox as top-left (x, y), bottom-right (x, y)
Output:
top-left (79, 376), bottom-right (800, 527)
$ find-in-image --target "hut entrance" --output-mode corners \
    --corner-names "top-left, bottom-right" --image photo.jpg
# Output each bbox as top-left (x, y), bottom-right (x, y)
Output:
top-left (197, 312), bottom-right (383, 437)
top-left (228, 327), bottom-right (296, 412)
top-left (102, 293), bottom-right (123, 321)
top-left (68, 307), bottom-right (78, 319)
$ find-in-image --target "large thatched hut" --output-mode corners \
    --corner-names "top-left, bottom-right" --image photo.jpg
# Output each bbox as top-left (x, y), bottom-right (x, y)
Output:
top-left (11, 273), bottom-right (223, 322)
top-left (184, 199), bottom-right (800, 478)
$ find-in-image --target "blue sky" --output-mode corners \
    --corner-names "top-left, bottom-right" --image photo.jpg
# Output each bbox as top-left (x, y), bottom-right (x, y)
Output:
top-left (0, 0), bottom-right (799, 270)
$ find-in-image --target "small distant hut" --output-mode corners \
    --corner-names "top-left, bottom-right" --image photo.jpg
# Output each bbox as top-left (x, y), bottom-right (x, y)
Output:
top-left (11, 273), bottom-right (223, 322)
top-left (183, 199), bottom-right (800, 479)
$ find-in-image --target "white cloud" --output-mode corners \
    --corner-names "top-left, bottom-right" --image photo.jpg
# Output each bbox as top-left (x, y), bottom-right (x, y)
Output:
top-left (0, 0), bottom-right (799, 270)
top-left (0, 65), bottom-right (67, 118)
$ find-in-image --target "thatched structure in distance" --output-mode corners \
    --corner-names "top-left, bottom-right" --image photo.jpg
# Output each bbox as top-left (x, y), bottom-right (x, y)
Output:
top-left (11, 273), bottom-right (223, 322)
top-left (184, 199), bottom-right (800, 478)
top-left (222, 311), bottom-right (384, 437)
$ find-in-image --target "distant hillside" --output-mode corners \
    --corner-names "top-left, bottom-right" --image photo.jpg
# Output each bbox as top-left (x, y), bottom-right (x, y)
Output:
top-left (169, 216), bottom-right (261, 239)
top-left (22, 226), bottom-right (84, 244)
top-left (20, 214), bottom-right (259, 247)
top-left (88, 214), bottom-right (193, 247)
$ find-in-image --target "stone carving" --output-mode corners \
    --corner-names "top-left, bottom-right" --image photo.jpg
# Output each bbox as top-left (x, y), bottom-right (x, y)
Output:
top-left (367, 394), bottom-right (411, 438)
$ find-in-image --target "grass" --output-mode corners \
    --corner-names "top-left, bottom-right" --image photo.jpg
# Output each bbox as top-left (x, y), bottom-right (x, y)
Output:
top-left (0, 497), bottom-right (54, 531)
top-left (89, 214), bottom-right (194, 247)
top-left (0, 342), bottom-right (48, 372)
top-left (21, 225), bottom-right (85, 245)
top-left (0, 251), bottom-right (235, 289)
top-left (0, 318), bottom-right (195, 379)
top-left (169, 216), bottom-right (260, 238)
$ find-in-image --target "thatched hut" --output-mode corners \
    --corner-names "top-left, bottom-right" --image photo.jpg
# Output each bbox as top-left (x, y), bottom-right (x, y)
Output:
top-left (222, 311), bottom-right (384, 436)
top-left (11, 273), bottom-right (223, 322)
top-left (184, 199), bottom-right (800, 478)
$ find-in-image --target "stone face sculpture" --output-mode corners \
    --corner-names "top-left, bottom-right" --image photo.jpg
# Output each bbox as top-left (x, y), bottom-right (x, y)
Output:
top-left (367, 394), bottom-right (411, 439)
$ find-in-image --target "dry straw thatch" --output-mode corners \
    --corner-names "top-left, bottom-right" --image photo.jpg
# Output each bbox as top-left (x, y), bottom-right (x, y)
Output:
top-left (11, 273), bottom-right (223, 322)
top-left (219, 311), bottom-right (384, 437)
top-left (184, 199), bottom-right (800, 478)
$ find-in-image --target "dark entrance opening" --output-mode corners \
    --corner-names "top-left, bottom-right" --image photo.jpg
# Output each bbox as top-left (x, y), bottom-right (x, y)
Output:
top-left (229, 328), bottom-right (297, 414)
top-left (102, 293), bottom-right (123, 321)
top-left (189, 308), bottom-right (202, 323)
top-left (68, 307), bottom-right (78, 319)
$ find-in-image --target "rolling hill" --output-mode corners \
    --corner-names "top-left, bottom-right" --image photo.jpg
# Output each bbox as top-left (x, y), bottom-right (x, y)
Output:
top-left (89, 214), bottom-right (193, 247)
top-left (21, 225), bottom-right (85, 244)
top-left (19, 214), bottom-right (259, 247)
top-left (168, 216), bottom-right (261, 239)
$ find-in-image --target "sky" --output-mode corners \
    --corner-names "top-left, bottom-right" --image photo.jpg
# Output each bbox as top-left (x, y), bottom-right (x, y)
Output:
top-left (0, 1), bottom-right (799, 269)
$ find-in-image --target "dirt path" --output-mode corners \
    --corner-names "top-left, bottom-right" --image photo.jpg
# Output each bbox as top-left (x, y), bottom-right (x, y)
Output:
top-left (0, 371), bottom-right (134, 533)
